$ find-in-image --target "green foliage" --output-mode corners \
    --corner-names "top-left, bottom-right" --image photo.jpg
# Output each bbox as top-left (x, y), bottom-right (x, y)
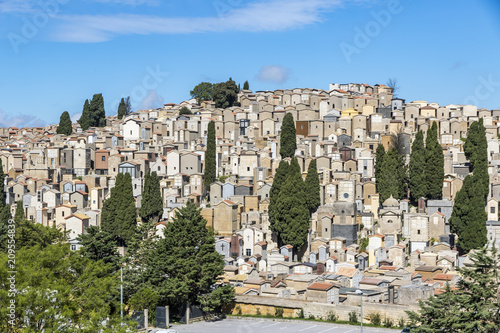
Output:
top-left (378, 147), bottom-right (407, 201)
top-left (0, 158), bottom-right (4, 207)
top-left (14, 219), bottom-right (67, 250)
top-left (383, 316), bottom-right (393, 328)
top-left (275, 307), bottom-right (284, 318)
top-left (308, 314), bottom-right (315, 320)
top-left (190, 82), bottom-right (214, 105)
top-left (374, 144), bottom-right (386, 194)
top-left (204, 121), bottom-right (217, 194)
top-left (348, 311), bottom-right (358, 323)
top-left (117, 97), bottom-right (129, 120)
top-left (56, 111), bottom-right (73, 136)
top-left (0, 243), bottom-right (135, 332)
top-left (280, 113), bottom-right (296, 158)
top-left (179, 106), bottom-right (192, 115)
top-left (450, 119), bottom-right (489, 253)
top-left (243, 80), bottom-right (250, 90)
top-left (198, 284), bottom-right (235, 314)
top-left (77, 225), bottom-right (119, 266)
top-left (369, 312), bottom-right (381, 326)
top-left (139, 171), bottom-right (163, 223)
top-left (327, 311), bottom-right (338, 322)
top-left (101, 173), bottom-right (137, 247)
top-left (256, 307), bottom-right (261, 316)
top-left (424, 122), bottom-right (444, 199)
top-left (407, 246), bottom-right (500, 332)
top-left (269, 160), bottom-right (289, 236)
top-left (275, 158), bottom-right (309, 251)
top-left (409, 131), bottom-right (426, 204)
top-left (360, 238), bottom-right (369, 252)
top-left (79, 99), bottom-right (91, 131)
top-left (144, 201), bottom-right (230, 308)
top-left (89, 93), bottom-right (106, 127)
top-left (14, 201), bottom-right (24, 223)
top-left (298, 308), bottom-right (304, 319)
top-left (128, 286), bottom-right (159, 322)
top-left (305, 159), bottom-right (321, 213)
top-left (0, 205), bottom-right (11, 252)
top-left (398, 317), bottom-right (406, 328)
top-left (213, 78), bottom-right (239, 108)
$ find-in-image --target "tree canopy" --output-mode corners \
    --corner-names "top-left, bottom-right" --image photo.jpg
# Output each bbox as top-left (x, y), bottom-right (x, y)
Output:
top-left (204, 120), bottom-right (216, 195)
top-left (280, 113), bottom-right (296, 158)
top-left (409, 131), bottom-right (426, 204)
top-left (305, 159), bottom-right (321, 213)
top-left (424, 122), bottom-right (444, 199)
top-left (78, 99), bottom-right (91, 131)
top-left (190, 82), bottom-right (214, 105)
top-left (243, 80), bottom-right (250, 90)
top-left (57, 111), bottom-right (72, 136)
top-left (179, 106), bottom-right (192, 115)
top-left (89, 93), bottom-right (106, 127)
top-left (213, 78), bottom-right (239, 108)
top-left (139, 171), bottom-right (163, 223)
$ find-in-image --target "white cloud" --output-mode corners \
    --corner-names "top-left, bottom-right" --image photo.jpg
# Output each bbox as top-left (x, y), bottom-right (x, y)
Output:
top-left (140, 90), bottom-right (163, 110)
top-left (71, 112), bottom-right (81, 123)
top-left (0, 0), bottom-right (34, 13)
top-left (0, 108), bottom-right (46, 128)
top-left (49, 0), bottom-right (342, 42)
top-left (92, 0), bottom-right (160, 6)
top-left (256, 65), bottom-right (291, 84)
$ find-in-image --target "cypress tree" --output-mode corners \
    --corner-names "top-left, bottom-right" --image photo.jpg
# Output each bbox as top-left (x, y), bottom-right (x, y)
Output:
top-left (57, 111), bottom-right (72, 136)
top-left (78, 99), bottom-right (91, 131)
top-left (450, 119), bottom-right (489, 253)
top-left (304, 159), bottom-right (321, 213)
top-left (117, 98), bottom-right (127, 120)
top-left (379, 147), bottom-right (406, 202)
top-left (280, 113), bottom-right (296, 158)
top-left (89, 93), bottom-right (106, 127)
top-left (275, 158), bottom-right (309, 251)
top-left (269, 160), bottom-right (289, 235)
top-left (0, 204), bottom-right (11, 252)
top-left (425, 122), bottom-right (444, 199)
top-left (374, 144), bottom-right (386, 193)
top-left (15, 200), bottom-right (24, 223)
top-left (101, 173), bottom-right (122, 236)
top-left (0, 158), bottom-right (5, 207)
top-left (204, 121), bottom-right (216, 195)
top-left (409, 131), bottom-right (426, 204)
top-left (243, 80), bottom-right (250, 90)
top-left (139, 171), bottom-right (163, 223)
top-left (115, 172), bottom-right (137, 246)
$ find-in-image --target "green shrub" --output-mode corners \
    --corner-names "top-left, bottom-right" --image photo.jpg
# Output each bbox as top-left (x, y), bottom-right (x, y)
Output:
top-left (308, 314), bottom-right (315, 320)
top-left (327, 312), bottom-right (338, 322)
top-left (348, 311), bottom-right (358, 323)
top-left (275, 307), bottom-right (284, 318)
top-left (298, 308), bottom-right (304, 319)
top-left (383, 316), bottom-right (394, 328)
top-left (256, 307), bottom-right (261, 316)
top-left (369, 312), bottom-right (381, 326)
top-left (235, 305), bottom-right (241, 315)
top-left (398, 317), bottom-right (406, 328)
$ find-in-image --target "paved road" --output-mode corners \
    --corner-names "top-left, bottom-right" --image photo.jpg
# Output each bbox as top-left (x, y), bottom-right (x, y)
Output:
top-left (170, 318), bottom-right (402, 333)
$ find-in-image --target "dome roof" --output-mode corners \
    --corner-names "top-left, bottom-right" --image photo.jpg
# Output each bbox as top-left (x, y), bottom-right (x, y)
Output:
top-left (383, 195), bottom-right (399, 207)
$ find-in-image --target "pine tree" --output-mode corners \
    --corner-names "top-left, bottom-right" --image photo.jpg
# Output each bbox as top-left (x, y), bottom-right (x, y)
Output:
top-left (409, 131), bottom-right (426, 204)
top-left (139, 171), bottom-right (163, 223)
top-left (57, 111), bottom-right (72, 136)
top-left (77, 225), bottom-right (119, 266)
top-left (144, 201), bottom-right (231, 310)
top-left (269, 160), bottom-right (289, 236)
top-left (89, 93), bottom-right (106, 127)
top-left (117, 98), bottom-right (127, 120)
top-left (204, 121), bottom-right (216, 195)
top-left (78, 99), bottom-right (91, 131)
top-left (305, 159), bottom-right (321, 213)
top-left (425, 122), bottom-right (444, 199)
top-left (243, 80), bottom-right (249, 90)
top-left (275, 158), bottom-right (310, 251)
top-left (280, 113), bottom-right (296, 158)
top-left (374, 144), bottom-right (386, 194)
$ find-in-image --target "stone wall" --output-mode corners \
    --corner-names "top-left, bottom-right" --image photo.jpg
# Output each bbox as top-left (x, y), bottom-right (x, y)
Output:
top-left (232, 295), bottom-right (420, 324)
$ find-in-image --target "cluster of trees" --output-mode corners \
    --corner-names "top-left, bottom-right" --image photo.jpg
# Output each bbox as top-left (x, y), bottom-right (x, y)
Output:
top-left (449, 119), bottom-right (488, 253)
top-left (190, 79), bottom-right (249, 108)
top-left (269, 113), bottom-right (320, 252)
top-left (407, 245), bottom-right (500, 331)
top-left (78, 93), bottom-right (106, 131)
top-left (375, 122), bottom-right (444, 203)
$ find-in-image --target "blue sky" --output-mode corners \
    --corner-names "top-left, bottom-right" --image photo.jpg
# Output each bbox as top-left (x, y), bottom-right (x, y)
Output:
top-left (0, 0), bottom-right (499, 127)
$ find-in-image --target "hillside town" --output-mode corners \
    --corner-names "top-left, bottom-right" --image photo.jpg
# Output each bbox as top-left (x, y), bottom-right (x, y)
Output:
top-left (2, 82), bottom-right (499, 321)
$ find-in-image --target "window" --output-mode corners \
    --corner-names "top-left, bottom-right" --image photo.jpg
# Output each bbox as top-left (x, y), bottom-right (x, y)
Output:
top-left (438, 207), bottom-right (442, 213)
top-left (247, 167), bottom-right (250, 171)
top-left (491, 206), bottom-right (496, 214)
top-left (101, 156), bottom-right (106, 161)
top-left (71, 245), bottom-right (76, 251)
top-left (158, 166), bottom-right (161, 171)
top-left (62, 211), bottom-right (65, 217)
top-left (417, 230), bottom-right (421, 235)
top-left (344, 193), bottom-right (349, 199)
top-left (246, 249), bottom-right (251, 256)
